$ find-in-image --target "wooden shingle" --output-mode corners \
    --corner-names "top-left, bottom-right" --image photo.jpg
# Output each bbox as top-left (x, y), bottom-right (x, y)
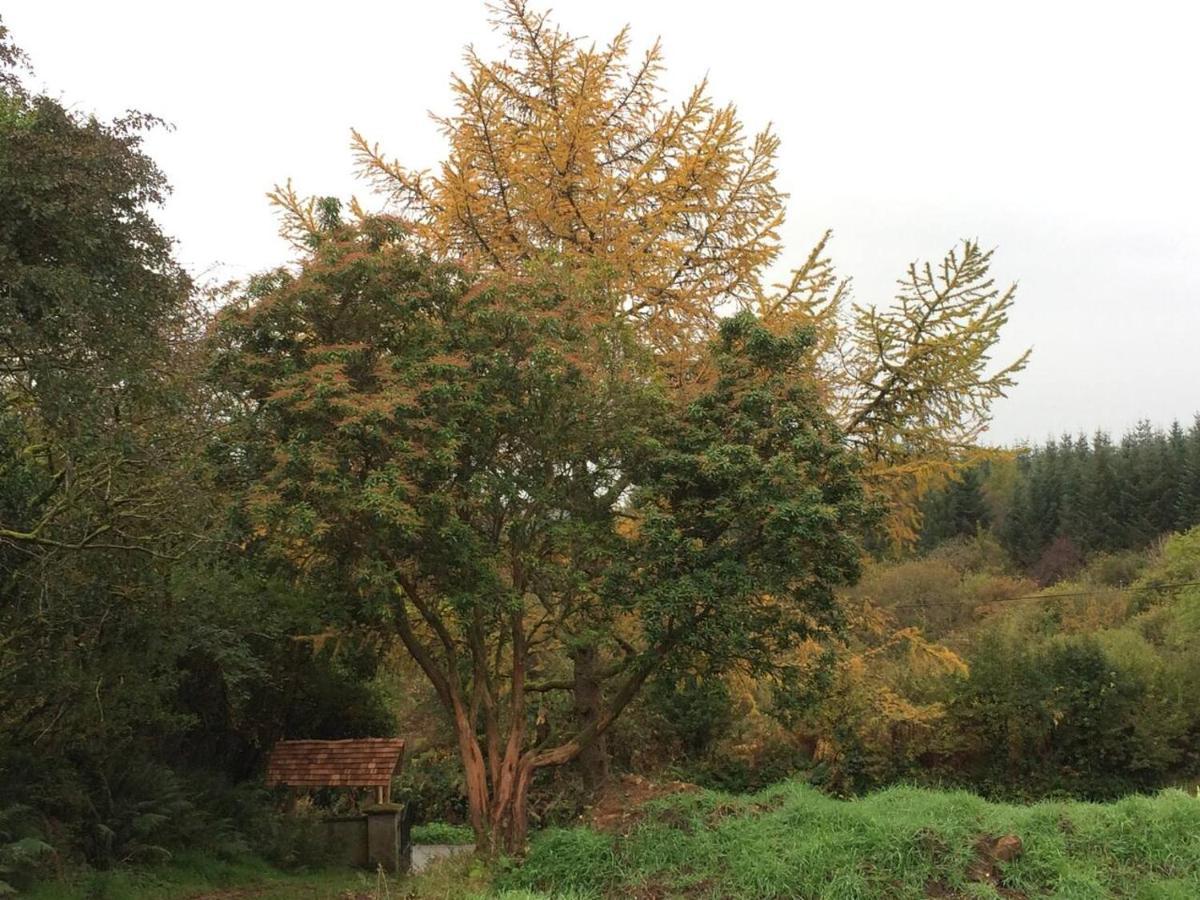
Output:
top-left (264, 738), bottom-right (406, 788)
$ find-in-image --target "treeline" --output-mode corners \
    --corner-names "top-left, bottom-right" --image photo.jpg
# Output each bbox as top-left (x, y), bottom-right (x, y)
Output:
top-left (920, 420), bottom-right (1200, 579)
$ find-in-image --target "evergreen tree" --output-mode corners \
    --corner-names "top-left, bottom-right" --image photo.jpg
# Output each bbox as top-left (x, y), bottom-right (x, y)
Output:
top-left (923, 419), bottom-right (1200, 566)
top-left (919, 464), bottom-right (990, 549)
top-left (1167, 420), bottom-right (1189, 531)
top-left (1178, 417), bottom-right (1200, 531)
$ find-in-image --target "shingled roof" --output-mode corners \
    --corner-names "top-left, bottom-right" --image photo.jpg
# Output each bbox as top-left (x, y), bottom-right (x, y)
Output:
top-left (264, 738), bottom-right (406, 788)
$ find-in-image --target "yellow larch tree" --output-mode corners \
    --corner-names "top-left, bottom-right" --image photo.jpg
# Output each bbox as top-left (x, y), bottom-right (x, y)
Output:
top-left (349, 0), bottom-right (787, 377)
top-left (819, 241), bottom-right (1030, 545)
top-left (277, 0), bottom-right (1029, 539)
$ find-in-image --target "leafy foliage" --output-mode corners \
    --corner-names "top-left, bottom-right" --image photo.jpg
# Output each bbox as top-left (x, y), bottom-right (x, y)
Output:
top-left (287, 1), bottom-right (1028, 545)
top-left (0, 22), bottom-right (398, 877)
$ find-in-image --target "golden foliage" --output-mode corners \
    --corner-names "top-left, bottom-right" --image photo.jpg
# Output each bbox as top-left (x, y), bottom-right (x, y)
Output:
top-left (280, 1), bottom-right (1029, 543)
top-left (836, 242), bottom-right (1029, 458)
top-left (814, 243), bottom-right (1030, 546)
top-left (807, 598), bottom-right (968, 783)
top-left (349, 0), bottom-right (804, 380)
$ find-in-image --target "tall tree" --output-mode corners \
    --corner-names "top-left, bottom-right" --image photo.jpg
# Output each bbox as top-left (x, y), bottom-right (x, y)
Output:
top-left (269, 0), bottom-right (1029, 789)
top-left (0, 20), bottom-right (232, 862)
top-left (212, 216), bottom-right (870, 851)
top-left (322, 1), bottom-right (1028, 549)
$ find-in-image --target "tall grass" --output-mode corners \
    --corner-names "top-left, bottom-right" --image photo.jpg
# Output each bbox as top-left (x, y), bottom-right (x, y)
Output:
top-left (501, 781), bottom-right (1200, 898)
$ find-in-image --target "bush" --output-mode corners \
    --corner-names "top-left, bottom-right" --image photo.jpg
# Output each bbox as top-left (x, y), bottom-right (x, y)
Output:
top-left (1030, 536), bottom-right (1086, 586)
top-left (0, 806), bottom-right (54, 895)
top-left (1082, 549), bottom-right (1149, 587)
top-left (410, 822), bottom-right (475, 845)
top-left (948, 634), bottom-right (1150, 798)
top-left (393, 750), bottom-right (467, 826)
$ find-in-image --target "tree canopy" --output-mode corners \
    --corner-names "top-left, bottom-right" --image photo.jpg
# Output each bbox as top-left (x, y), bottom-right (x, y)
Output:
top-left (212, 211), bottom-right (870, 849)
top-left (288, 0), bottom-right (1029, 545)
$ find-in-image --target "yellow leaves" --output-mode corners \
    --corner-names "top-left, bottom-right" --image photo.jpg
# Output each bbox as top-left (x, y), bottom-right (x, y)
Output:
top-left (292, 1), bottom-right (1031, 554)
top-left (840, 241), bottom-right (1029, 460)
top-left (268, 179), bottom-right (322, 251)
top-left (350, 0), bottom-right (788, 384)
top-left (863, 456), bottom-right (957, 549)
top-left (798, 592), bottom-right (969, 781)
top-left (906, 634), bottom-right (969, 679)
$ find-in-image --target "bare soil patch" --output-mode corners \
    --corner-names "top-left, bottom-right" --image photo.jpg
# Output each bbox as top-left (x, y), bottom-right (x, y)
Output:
top-left (586, 774), bottom-right (698, 834)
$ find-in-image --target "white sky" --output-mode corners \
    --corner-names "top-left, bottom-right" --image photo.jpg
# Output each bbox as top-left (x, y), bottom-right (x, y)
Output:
top-left (6, 0), bottom-right (1199, 445)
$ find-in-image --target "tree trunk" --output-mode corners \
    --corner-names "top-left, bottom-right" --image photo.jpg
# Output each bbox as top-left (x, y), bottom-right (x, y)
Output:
top-left (506, 760), bottom-right (535, 853)
top-left (572, 644), bottom-right (609, 790)
top-left (453, 705), bottom-right (492, 851)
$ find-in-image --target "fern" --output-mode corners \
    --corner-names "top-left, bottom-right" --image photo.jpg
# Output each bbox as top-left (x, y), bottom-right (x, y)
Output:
top-left (0, 805), bottom-right (53, 893)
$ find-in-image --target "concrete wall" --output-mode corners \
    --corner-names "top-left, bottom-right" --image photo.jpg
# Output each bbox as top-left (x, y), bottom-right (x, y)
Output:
top-left (321, 816), bottom-right (369, 868)
top-left (321, 804), bottom-right (413, 873)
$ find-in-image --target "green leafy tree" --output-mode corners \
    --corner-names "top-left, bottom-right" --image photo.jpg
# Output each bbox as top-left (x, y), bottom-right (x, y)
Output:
top-left (0, 24), bottom-right (378, 867)
top-left (212, 214), bottom-right (870, 851)
top-left (0, 20), bottom-right (232, 865)
top-left (1, 18), bottom-right (200, 739)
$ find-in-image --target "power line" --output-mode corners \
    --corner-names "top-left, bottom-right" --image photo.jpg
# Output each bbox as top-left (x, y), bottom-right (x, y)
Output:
top-left (885, 580), bottom-right (1200, 613)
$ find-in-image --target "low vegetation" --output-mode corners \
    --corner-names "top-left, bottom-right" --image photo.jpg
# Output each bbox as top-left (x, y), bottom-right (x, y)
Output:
top-left (21, 854), bottom-right (376, 900)
top-left (498, 781), bottom-right (1200, 899)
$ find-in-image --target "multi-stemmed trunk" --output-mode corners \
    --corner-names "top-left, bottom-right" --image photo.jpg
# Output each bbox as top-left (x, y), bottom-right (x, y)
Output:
top-left (572, 644), bottom-right (609, 790)
top-left (450, 650), bottom-right (662, 854)
top-left (393, 576), bottom-right (670, 856)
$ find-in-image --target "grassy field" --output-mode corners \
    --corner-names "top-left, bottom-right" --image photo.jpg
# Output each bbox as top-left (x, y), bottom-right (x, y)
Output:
top-left (27, 782), bottom-right (1200, 899)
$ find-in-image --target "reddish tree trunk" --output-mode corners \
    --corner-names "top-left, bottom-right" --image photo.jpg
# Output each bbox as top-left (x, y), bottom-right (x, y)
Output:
top-left (453, 703), bottom-right (492, 848)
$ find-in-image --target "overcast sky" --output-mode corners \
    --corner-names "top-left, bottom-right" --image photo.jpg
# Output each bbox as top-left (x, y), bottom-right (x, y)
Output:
top-left (6, 0), bottom-right (1198, 445)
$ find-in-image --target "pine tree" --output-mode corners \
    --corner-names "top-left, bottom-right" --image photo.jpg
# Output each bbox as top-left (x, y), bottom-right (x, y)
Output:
top-left (1027, 440), bottom-right (1063, 555)
top-left (1085, 431), bottom-right (1123, 553)
top-left (1179, 417), bottom-right (1200, 530)
top-left (1058, 433), bottom-right (1089, 550)
top-left (1000, 457), bottom-right (1038, 566)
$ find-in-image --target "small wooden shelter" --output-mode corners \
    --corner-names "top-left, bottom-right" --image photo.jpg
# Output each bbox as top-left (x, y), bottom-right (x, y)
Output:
top-left (265, 737), bottom-right (406, 804)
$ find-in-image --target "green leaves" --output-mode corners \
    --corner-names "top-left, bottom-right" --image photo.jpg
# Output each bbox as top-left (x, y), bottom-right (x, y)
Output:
top-left (621, 313), bottom-right (870, 671)
top-left (220, 229), bottom-right (870, 848)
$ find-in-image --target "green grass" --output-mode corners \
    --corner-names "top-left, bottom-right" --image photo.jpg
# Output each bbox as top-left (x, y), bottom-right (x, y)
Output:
top-left (28, 784), bottom-right (1200, 899)
top-left (24, 852), bottom-right (399, 899)
top-left (499, 781), bottom-right (1200, 899)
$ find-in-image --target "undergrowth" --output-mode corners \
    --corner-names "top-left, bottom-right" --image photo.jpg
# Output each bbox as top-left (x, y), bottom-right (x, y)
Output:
top-left (411, 822), bottom-right (475, 845)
